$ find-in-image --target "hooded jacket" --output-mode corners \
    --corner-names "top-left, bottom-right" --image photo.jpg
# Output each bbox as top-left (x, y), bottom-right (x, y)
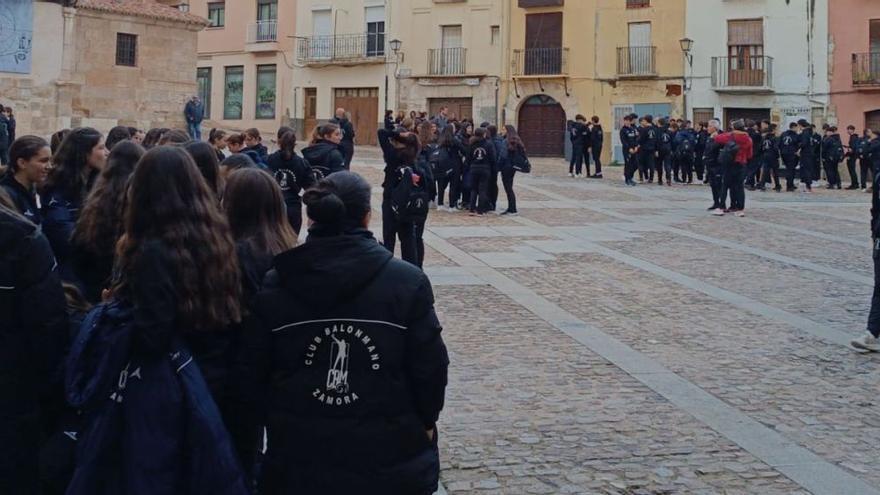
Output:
top-left (0, 207), bottom-right (68, 494)
top-left (0, 172), bottom-right (41, 224)
top-left (266, 150), bottom-right (317, 212)
top-left (330, 117), bottom-right (356, 147)
top-left (302, 141), bottom-right (345, 178)
top-left (228, 229), bottom-right (448, 495)
top-left (242, 143), bottom-right (269, 167)
top-left (779, 130), bottom-right (800, 156)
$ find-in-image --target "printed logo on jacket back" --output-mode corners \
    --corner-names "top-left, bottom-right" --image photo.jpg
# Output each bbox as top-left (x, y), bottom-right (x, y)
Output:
top-left (305, 322), bottom-right (383, 407)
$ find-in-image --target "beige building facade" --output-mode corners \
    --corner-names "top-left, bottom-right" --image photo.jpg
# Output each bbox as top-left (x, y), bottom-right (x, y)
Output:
top-left (187, 0), bottom-right (296, 136)
top-left (0, 0), bottom-right (206, 137)
top-left (392, 0), bottom-right (506, 125)
top-left (290, 0), bottom-right (392, 145)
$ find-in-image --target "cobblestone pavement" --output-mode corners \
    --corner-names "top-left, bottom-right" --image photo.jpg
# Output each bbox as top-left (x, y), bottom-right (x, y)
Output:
top-left (348, 147), bottom-right (880, 495)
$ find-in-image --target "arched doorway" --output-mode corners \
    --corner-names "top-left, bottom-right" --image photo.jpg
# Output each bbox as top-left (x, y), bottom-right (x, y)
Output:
top-left (518, 95), bottom-right (566, 157)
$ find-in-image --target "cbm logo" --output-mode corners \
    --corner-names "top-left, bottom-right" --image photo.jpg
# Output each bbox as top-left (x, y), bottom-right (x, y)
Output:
top-left (326, 336), bottom-right (350, 394)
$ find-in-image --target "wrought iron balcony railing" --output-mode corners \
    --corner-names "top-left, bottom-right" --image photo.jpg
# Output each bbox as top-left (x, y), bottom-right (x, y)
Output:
top-left (616, 46), bottom-right (656, 77)
top-left (296, 33), bottom-right (386, 64)
top-left (247, 20), bottom-right (277, 43)
top-left (427, 47), bottom-right (467, 75)
top-left (513, 47), bottom-right (569, 76)
top-left (711, 55), bottom-right (773, 89)
top-left (852, 52), bottom-right (880, 87)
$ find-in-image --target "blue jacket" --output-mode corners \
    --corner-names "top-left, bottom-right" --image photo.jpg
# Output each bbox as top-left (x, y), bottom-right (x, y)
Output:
top-left (65, 301), bottom-right (249, 495)
top-left (41, 188), bottom-right (82, 285)
top-left (184, 100), bottom-right (205, 124)
top-left (491, 136), bottom-right (508, 170)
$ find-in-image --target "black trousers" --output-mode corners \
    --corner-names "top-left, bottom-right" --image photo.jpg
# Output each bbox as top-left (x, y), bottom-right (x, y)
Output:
top-left (847, 157), bottom-right (860, 188)
top-left (679, 155), bottom-right (694, 184)
top-left (709, 166), bottom-right (725, 208)
top-left (488, 170), bottom-right (499, 210)
top-left (381, 198), bottom-right (417, 265)
top-left (288, 205), bottom-right (303, 236)
top-left (824, 158), bottom-right (842, 187)
top-left (341, 144), bottom-right (354, 169)
top-left (501, 168), bottom-right (517, 213)
top-left (591, 146), bottom-right (603, 175)
top-left (639, 151), bottom-right (655, 181)
top-left (414, 220), bottom-right (426, 269)
top-left (624, 151), bottom-right (637, 181)
top-left (759, 156), bottom-right (781, 189)
top-left (569, 144), bottom-right (585, 174)
top-left (723, 165), bottom-right (746, 210)
top-left (0, 147), bottom-right (7, 166)
top-left (656, 151), bottom-right (671, 183)
top-left (469, 167), bottom-right (491, 212)
top-left (868, 244), bottom-right (880, 338)
top-left (437, 175), bottom-right (451, 206)
top-left (745, 158), bottom-right (761, 186)
top-left (861, 159), bottom-right (871, 189)
top-left (694, 152), bottom-right (705, 181)
top-left (781, 154), bottom-right (798, 189)
top-left (800, 155), bottom-right (815, 186)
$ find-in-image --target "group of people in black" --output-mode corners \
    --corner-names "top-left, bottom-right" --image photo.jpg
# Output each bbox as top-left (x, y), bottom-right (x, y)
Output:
top-left (0, 122), bottom-right (448, 495)
top-left (567, 115), bottom-right (605, 178)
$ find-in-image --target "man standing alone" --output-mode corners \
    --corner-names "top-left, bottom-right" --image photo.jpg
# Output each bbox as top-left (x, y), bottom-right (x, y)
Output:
top-left (331, 108), bottom-right (356, 169)
top-left (184, 96), bottom-right (205, 141)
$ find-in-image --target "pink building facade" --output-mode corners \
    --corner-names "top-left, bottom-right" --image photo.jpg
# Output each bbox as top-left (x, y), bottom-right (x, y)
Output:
top-left (829, 0), bottom-right (880, 131)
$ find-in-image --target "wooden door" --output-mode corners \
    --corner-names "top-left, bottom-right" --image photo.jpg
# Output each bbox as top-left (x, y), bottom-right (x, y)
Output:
top-left (525, 13), bottom-right (562, 75)
top-left (518, 95), bottom-right (565, 157)
top-left (429, 98), bottom-right (473, 122)
top-left (334, 88), bottom-right (379, 146)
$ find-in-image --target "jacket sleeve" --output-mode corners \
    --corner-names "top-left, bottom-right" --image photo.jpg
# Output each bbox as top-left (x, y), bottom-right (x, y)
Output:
top-left (16, 230), bottom-right (68, 388)
top-left (42, 199), bottom-right (76, 265)
top-left (130, 242), bottom-right (177, 355)
top-left (405, 275), bottom-right (449, 430)
top-left (329, 149), bottom-right (346, 174)
top-left (377, 129), bottom-right (398, 163)
top-left (296, 157), bottom-right (317, 191)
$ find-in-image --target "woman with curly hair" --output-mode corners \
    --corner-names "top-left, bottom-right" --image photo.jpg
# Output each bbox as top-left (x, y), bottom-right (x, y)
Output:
top-left (71, 140), bottom-right (144, 303)
top-left (112, 145), bottom-right (242, 403)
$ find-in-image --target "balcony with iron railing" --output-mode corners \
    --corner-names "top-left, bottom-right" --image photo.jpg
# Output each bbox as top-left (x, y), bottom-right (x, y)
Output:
top-left (513, 47), bottom-right (569, 76)
top-left (427, 48), bottom-right (467, 76)
top-left (616, 46), bottom-right (656, 78)
top-left (245, 20), bottom-right (278, 52)
top-left (852, 52), bottom-right (880, 87)
top-left (295, 33), bottom-right (386, 65)
top-left (711, 55), bottom-right (773, 92)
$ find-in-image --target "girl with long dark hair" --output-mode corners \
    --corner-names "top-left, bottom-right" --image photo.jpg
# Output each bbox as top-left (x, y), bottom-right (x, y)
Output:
top-left (266, 126), bottom-right (317, 234)
top-left (226, 133), bottom-right (246, 154)
top-left (228, 171), bottom-right (448, 495)
top-left (435, 125), bottom-right (466, 211)
top-left (71, 141), bottom-right (145, 303)
top-left (223, 168), bottom-right (297, 301)
top-left (242, 128), bottom-right (269, 166)
top-left (42, 127), bottom-right (108, 281)
top-left (184, 140), bottom-right (222, 195)
top-left (500, 125), bottom-right (527, 216)
top-left (141, 128), bottom-right (168, 149)
top-left (302, 123), bottom-right (345, 177)
top-left (113, 146), bottom-right (242, 401)
top-left (209, 128), bottom-right (229, 162)
top-left (377, 126), bottom-right (422, 265)
top-left (0, 135), bottom-right (51, 224)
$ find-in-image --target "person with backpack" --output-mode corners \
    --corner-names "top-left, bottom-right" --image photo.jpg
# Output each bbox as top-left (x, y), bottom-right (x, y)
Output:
top-left (797, 119), bottom-right (816, 192)
top-left (779, 123), bottom-right (800, 192)
top-left (567, 115), bottom-right (589, 178)
top-left (637, 115), bottom-right (658, 184)
top-left (330, 108), bottom-right (356, 169)
top-left (500, 125), bottom-right (528, 216)
top-left (694, 122), bottom-right (709, 183)
top-left (621, 114), bottom-right (640, 186)
top-left (714, 119), bottom-right (753, 217)
top-left (588, 116), bottom-right (604, 178)
top-left (377, 127), bottom-right (422, 266)
top-left (267, 127), bottom-right (317, 235)
top-left (852, 128), bottom-right (880, 353)
top-left (468, 128), bottom-right (496, 216)
top-left (434, 125), bottom-right (466, 211)
top-left (674, 123), bottom-right (696, 184)
top-left (0, 193), bottom-right (68, 495)
top-left (303, 124), bottom-right (346, 178)
top-left (654, 118), bottom-right (673, 186)
top-left (756, 122), bottom-right (781, 192)
top-left (703, 120), bottom-right (726, 214)
top-left (0, 136), bottom-right (51, 224)
top-left (845, 125), bottom-right (862, 190)
top-left (822, 126), bottom-right (844, 190)
top-left (227, 171), bottom-right (448, 494)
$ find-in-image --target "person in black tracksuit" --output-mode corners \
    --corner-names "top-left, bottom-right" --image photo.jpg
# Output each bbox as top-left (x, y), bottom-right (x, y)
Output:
top-left (852, 129), bottom-right (880, 352)
top-left (757, 124), bottom-right (781, 192)
top-left (434, 126), bottom-right (466, 209)
top-left (377, 128), bottom-right (421, 265)
top-left (695, 123), bottom-right (709, 183)
top-left (384, 110), bottom-right (396, 131)
top-left (488, 125), bottom-right (506, 211)
top-left (674, 125), bottom-right (696, 184)
top-left (567, 116), bottom-right (589, 177)
top-left (822, 127), bottom-right (845, 189)
top-left (621, 114), bottom-right (640, 186)
top-left (302, 124), bottom-right (346, 178)
top-left (330, 109), bottom-right (356, 169)
top-left (468, 128), bottom-right (496, 215)
top-left (267, 127), bottom-right (317, 235)
top-left (798, 120), bottom-right (815, 192)
top-left (779, 123), bottom-right (800, 192)
top-left (846, 125), bottom-right (862, 190)
top-left (638, 115), bottom-right (658, 183)
top-left (655, 118), bottom-right (674, 186)
top-left (228, 172), bottom-right (449, 494)
top-left (589, 116), bottom-right (604, 178)
top-left (703, 121), bottom-right (725, 211)
top-left (0, 136), bottom-right (51, 225)
top-left (500, 125), bottom-right (528, 215)
top-left (0, 201), bottom-right (68, 495)
top-left (744, 121), bottom-right (763, 189)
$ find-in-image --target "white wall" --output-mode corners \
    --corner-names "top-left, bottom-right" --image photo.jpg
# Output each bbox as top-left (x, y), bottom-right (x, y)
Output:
top-left (685, 0), bottom-right (829, 123)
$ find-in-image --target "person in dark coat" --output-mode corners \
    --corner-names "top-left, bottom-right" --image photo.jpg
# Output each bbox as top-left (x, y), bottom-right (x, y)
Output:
top-left (853, 128), bottom-right (880, 353)
top-left (41, 127), bottom-right (108, 284)
top-left (330, 108), bottom-right (356, 169)
top-left (468, 127), bottom-right (497, 215)
top-left (779, 123), bottom-right (800, 192)
top-left (703, 119), bottom-right (725, 213)
top-left (845, 125), bottom-right (862, 190)
top-left (71, 141), bottom-right (144, 303)
top-left (0, 195), bottom-right (68, 495)
top-left (488, 125), bottom-right (506, 211)
top-left (242, 128), bottom-right (269, 167)
top-left (588, 116), bottom-right (604, 178)
top-left (821, 126), bottom-right (844, 189)
top-left (377, 127), bottom-right (423, 266)
top-left (302, 123), bottom-right (346, 178)
top-left (798, 119), bottom-right (816, 192)
top-left (744, 120), bottom-right (763, 189)
top-left (384, 110), bottom-right (396, 131)
top-left (567, 115), bottom-right (589, 177)
top-left (267, 127), bottom-right (317, 235)
top-left (500, 125), bottom-right (528, 215)
top-left (228, 171), bottom-right (448, 495)
top-left (434, 125), bottom-right (466, 210)
top-left (0, 135), bottom-right (51, 224)
top-left (184, 96), bottom-right (205, 141)
top-left (0, 106), bottom-right (11, 165)
top-left (694, 122), bottom-right (709, 183)
top-left (637, 115), bottom-right (658, 183)
top-left (621, 114), bottom-right (640, 186)
top-left (756, 121), bottom-right (781, 192)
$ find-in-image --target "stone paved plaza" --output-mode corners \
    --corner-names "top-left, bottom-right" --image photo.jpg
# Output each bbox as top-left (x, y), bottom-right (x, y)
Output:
top-left (349, 147), bottom-right (880, 495)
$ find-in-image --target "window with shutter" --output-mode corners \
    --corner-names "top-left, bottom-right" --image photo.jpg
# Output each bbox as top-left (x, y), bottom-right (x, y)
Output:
top-left (727, 19), bottom-right (764, 86)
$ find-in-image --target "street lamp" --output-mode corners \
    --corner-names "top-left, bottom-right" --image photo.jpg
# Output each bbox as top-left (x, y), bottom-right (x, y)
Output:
top-left (679, 38), bottom-right (694, 121)
top-left (389, 39), bottom-right (403, 111)
top-left (390, 39), bottom-right (402, 55)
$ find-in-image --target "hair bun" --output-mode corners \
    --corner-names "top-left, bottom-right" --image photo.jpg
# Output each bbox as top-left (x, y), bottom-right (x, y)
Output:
top-left (303, 188), bottom-right (347, 226)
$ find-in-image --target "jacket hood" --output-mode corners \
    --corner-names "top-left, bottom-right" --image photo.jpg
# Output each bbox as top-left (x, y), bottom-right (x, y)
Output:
top-left (271, 229), bottom-right (393, 312)
top-left (0, 207), bottom-right (36, 250)
top-left (302, 141), bottom-right (340, 163)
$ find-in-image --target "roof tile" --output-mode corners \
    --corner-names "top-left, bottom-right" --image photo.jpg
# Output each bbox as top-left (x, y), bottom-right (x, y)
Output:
top-left (75, 0), bottom-right (209, 26)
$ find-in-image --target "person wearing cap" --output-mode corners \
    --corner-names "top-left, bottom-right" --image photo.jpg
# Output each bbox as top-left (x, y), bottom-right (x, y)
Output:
top-left (713, 119), bottom-right (753, 216)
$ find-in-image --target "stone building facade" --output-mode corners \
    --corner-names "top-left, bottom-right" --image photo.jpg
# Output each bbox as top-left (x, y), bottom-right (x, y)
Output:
top-left (0, 0), bottom-right (206, 138)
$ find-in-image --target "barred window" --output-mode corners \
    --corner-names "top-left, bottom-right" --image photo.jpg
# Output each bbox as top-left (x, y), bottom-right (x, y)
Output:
top-left (626, 0), bottom-right (650, 8)
top-left (116, 33), bottom-right (137, 67)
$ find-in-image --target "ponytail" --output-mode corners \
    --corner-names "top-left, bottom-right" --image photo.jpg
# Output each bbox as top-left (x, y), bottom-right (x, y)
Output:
top-left (302, 171), bottom-right (371, 233)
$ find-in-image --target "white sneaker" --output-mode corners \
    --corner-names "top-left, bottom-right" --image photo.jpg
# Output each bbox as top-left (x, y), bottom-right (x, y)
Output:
top-left (799, 183), bottom-right (806, 193)
top-left (851, 332), bottom-right (880, 352)
top-left (569, 172), bottom-right (575, 178)
top-left (429, 201), bottom-right (437, 210)
top-left (735, 210), bottom-right (745, 218)
top-left (576, 173), bottom-right (583, 178)
top-left (712, 208), bottom-right (725, 216)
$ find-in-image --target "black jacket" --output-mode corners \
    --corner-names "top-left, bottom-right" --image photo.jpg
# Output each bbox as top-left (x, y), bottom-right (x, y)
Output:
top-left (302, 141), bottom-right (346, 178)
top-left (761, 132), bottom-right (779, 159)
top-left (848, 134), bottom-right (861, 158)
top-left (620, 125), bottom-right (639, 154)
top-left (638, 125), bottom-right (657, 152)
top-left (0, 173), bottom-right (41, 225)
top-left (41, 186), bottom-right (85, 284)
top-left (868, 138), bottom-right (880, 237)
top-left (590, 124), bottom-right (604, 150)
top-left (800, 128), bottom-right (815, 157)
top-left (266, 150), bottom-right (317, 211)
top-left (822, 134), bottom-right (844, 162)
top-left (0, 207), bottom-right (68, 493)
top-left (384, 115), bottom-right (396, 131)
top-left (779, 130), bottom-right (800, 156)
top-left (236, 240), bottom-right (274, 306)
top-left (330, 117), bottom-right (356, 147)
top-left (70, 240), bottom-right (114, 304)
top-left (378, 129), bottom-right (409, 196)
top-left (702, 134), bottom-right (723, 171)
top-left (242, 143), bottom-right (269, 166)
top-left (228, 229), bottom-right (448, 495)
top-left (468, 139), bottom-right (497, 171)
top-left (748, 129), bottom-right (762, 162)
top-left (567, 121), bottom-right (588, 145)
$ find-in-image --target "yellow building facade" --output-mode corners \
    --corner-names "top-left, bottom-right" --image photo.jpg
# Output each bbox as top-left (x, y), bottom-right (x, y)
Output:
top-left (503, 0), bottom-right (686, 160)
